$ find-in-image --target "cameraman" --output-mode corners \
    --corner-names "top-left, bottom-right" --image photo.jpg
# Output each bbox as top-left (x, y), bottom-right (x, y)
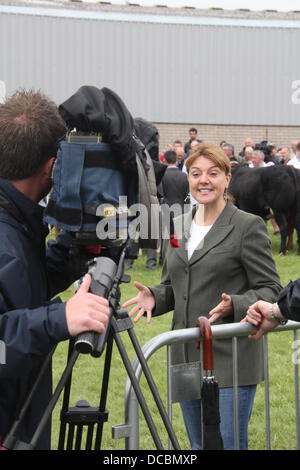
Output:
top-left (0, 90), bottom-right (109, 449)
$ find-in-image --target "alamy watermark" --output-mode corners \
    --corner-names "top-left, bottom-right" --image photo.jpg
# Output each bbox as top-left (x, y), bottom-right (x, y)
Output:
top-left (0, 340), bottom-right (6, 365)
top-left (291, 80), bottom-right (300, 104)
top-left (0, 80), bottom-right (5, 104)
top-left (95, 196), bottom-right (204, 243)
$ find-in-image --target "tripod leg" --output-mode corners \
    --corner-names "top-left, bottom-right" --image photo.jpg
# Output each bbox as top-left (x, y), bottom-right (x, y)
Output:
top-left (3, 347), bottom-right (56, 449)
top-left (66, 424), bottom-right (75, 450)
top-left (29, 348), bottom-right (80, 449)
top-left (75, 425), bottom-right (83, 450)
top-left (128, 327), bottom-right (181, 450)
top-left (94, 334), bottom-right (114, 450)
top-left (58, 340), bottom-right (75, 450)
top-left (86, 424), bottom-right (94, 450)
top-left (112, 322), bottom-right (164, 450)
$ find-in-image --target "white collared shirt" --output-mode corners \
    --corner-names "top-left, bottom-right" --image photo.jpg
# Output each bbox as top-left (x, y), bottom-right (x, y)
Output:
top-left (249, 161), bottom-right (274, 168)
top-left (187, 221), bottom-right (212, 260)
top-left (287, 155), bottom-right (300, 169)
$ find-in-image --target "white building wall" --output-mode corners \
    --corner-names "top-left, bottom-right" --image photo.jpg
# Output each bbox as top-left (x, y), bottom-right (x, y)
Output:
top-left (0, 3), bottom-right (300, 126)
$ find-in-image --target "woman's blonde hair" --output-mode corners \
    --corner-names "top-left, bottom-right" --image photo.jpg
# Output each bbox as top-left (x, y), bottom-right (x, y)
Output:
top-left (185, 142), bottom-right (231, 175)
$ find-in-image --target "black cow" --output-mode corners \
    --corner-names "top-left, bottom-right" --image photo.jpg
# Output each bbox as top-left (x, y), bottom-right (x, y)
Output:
top-left (229, 165), bottom-right (300, 255)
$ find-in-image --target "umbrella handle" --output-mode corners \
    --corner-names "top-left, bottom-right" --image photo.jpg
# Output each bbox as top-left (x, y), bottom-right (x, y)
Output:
top-left (197, 316), bottom-right (213, 372)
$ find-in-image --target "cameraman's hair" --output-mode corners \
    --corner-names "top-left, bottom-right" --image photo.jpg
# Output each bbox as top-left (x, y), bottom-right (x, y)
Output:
top-left (164, 150), bottom-right (177, 164)
top-left (0, 89), bottom-right (66, 180)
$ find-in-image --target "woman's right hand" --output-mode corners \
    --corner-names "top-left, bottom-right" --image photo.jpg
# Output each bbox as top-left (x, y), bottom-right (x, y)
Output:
top-left (122, 280), bottom-right (155, 324)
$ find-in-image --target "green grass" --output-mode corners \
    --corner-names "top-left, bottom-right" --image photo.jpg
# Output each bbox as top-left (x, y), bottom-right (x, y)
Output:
top-left (51, 225), bottom-right (300, 450)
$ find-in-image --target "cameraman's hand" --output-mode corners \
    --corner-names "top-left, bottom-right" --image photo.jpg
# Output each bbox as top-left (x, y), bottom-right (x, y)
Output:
top-left (241, 300), bottom-right (278, 340)
top-left (65, 274), bottom-right (110, 336)
top-left (122, 281), bottom-right (155, 324)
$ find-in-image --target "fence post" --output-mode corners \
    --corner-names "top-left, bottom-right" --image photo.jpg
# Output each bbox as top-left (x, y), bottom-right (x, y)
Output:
top-left (294, 330), bottom-right (300, 450)
top-left (232, 336), bottom-right (239, 450)
top-left (167, 345), bottom-right (173, 451)
top-left (263, 336), bottom-right (271, 450)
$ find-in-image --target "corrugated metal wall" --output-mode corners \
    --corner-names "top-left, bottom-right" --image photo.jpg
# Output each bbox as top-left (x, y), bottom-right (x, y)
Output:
top-left (0, 9), bottom-right (299, 125)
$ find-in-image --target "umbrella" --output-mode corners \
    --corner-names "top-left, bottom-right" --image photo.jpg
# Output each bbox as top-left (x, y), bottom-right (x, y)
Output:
top-left (197, 316), bottom-right (224, 450)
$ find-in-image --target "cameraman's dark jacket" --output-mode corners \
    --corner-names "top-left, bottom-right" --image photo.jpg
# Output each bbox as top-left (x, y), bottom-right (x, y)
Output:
top-left (278, 278), bottom-right (300, 321)
top-left (0, 178), bottom-right (74, 449)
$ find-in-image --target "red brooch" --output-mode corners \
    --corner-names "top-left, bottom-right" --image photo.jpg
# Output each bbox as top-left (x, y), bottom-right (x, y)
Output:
top-left (170, 233), bottom-right (182, 249)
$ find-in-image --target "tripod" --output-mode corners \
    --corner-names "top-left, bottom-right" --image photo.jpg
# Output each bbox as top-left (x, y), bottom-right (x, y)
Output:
top-left (2, 240), bottom-right (180, 451)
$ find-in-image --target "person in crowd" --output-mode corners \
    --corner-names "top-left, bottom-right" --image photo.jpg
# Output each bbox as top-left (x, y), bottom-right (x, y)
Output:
top-left (159, 150), bottom-right (189, 209)
top-left (175, 145), bottom-right (185, 171)
top-left (265, 143), bottom-right (283, 165)
top-left (184, 127), bottom-right (201, 155)
top-left (244, 146), bottom-right (254, 165)
top-left (159, 149), bottom-right (190, 260)
top-left (291, 140), bottom-right (299, 159)
top-left (242, 278), bottom-right (300, 340)
top-left (279, 146), bottom-right (291, 165)
top-left (173, 140), bottom-right (184, 152)
top-left (0, 90), bottom-right (109, 449)
top-left (239, 137), bottom-right (254, 158)
top-left (122, 142), bottom-right (281, 450)
top-left (249, 150), bottom-right (274, 168)
top-left (287, 141), bottom-right (300, 169)
top-left (189, 138), bottom-right (200, 154)
top-left (182, 141), bottom-right (200, 203)
top-left (223, 142), bottom-right (243, 164)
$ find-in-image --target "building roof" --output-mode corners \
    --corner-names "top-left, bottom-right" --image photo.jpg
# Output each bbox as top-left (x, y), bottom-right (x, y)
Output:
top-left (2, 0), bottom-right (300, 24)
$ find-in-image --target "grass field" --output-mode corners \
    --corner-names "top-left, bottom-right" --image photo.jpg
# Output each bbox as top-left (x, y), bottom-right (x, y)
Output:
top-left (51, 224), bottom-right (300, 450)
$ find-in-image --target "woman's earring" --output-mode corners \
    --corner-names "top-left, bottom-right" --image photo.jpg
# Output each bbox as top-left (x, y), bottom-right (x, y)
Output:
top-left (223, 188), bottom-right (228, 201)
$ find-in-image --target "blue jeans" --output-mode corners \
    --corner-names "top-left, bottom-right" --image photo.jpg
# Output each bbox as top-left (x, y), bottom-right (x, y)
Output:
top-left (180, 385), bottom-right (257, 450)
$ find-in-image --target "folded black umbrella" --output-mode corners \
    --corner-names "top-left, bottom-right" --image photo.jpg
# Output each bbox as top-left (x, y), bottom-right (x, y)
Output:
top-left (197, 317), bottom-right (224, 450)
top-left (202, 380), bottom-right (223, 450)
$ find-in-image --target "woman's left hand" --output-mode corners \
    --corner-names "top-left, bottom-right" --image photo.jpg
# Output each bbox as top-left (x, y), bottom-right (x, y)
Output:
top-left (208, 293), bottom-right (233, 324)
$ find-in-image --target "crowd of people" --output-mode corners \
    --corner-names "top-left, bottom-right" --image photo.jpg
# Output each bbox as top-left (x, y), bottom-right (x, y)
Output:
top-left (159, 129), bottom-right (300, 171)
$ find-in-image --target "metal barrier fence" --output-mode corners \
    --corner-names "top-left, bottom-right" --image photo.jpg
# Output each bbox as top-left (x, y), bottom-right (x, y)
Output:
top-left (112, 321), bottom-right (300, 450)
